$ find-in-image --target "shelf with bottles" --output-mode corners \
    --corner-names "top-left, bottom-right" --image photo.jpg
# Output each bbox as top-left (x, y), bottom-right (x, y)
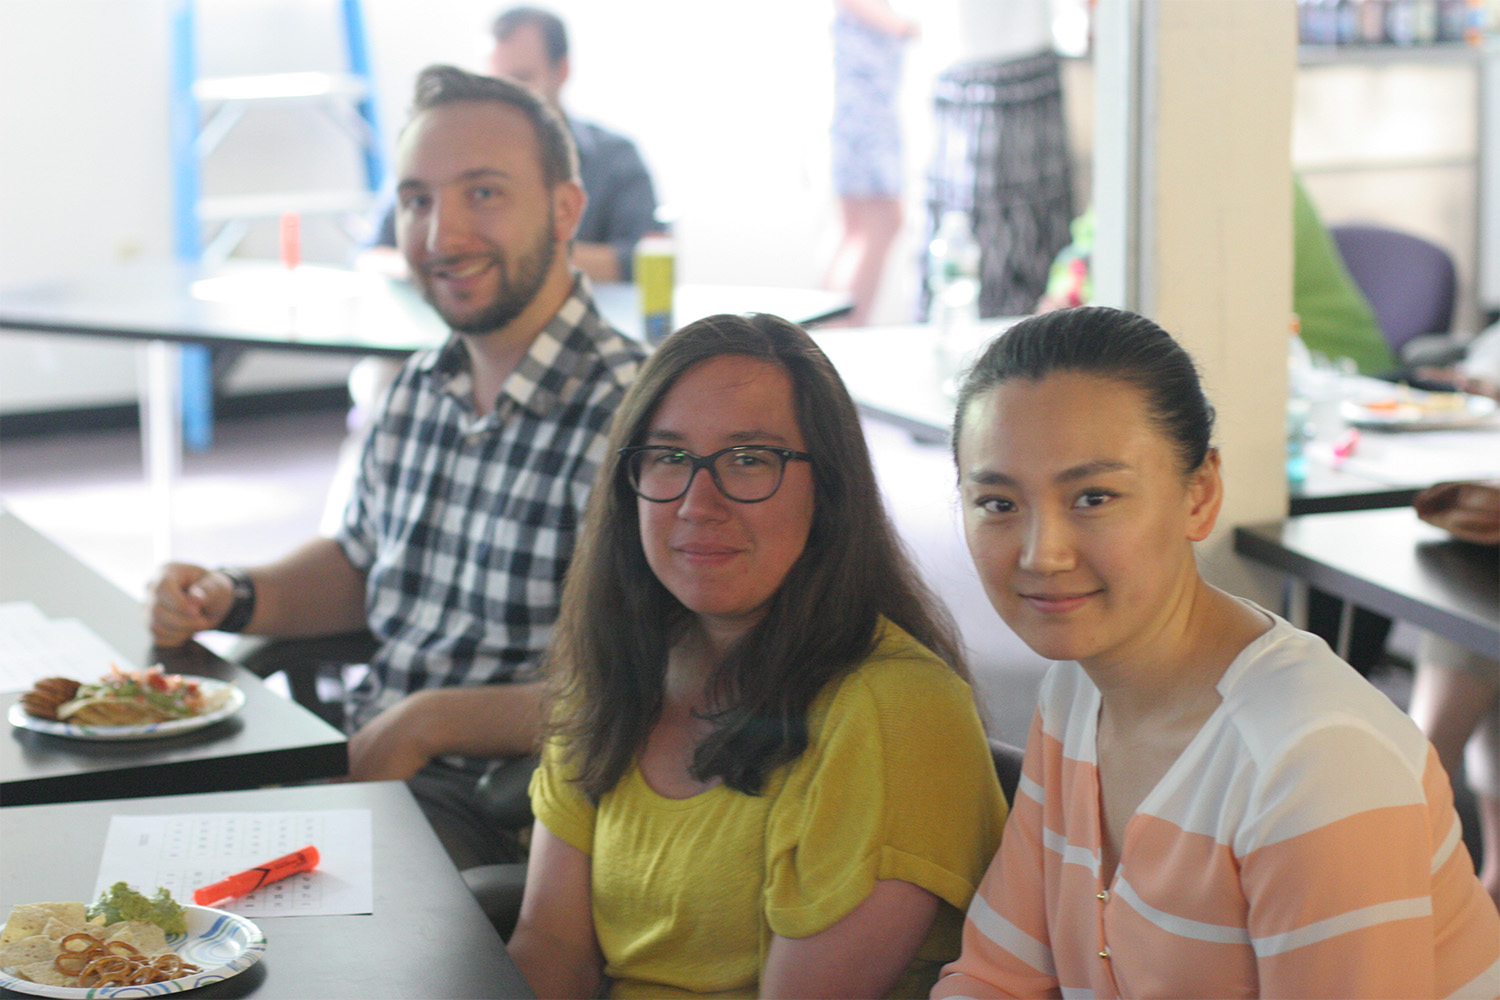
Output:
top-left (1297, 0), bottom-right (1492, 51)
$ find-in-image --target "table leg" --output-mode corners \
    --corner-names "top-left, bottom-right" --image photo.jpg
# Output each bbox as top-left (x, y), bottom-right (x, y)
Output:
top-left (1286, 578), bottom-right (1309, 631)
top-left (1335, 600), bottom-right (1356, 662)
top-left (137, 340), bottom-right (181, 565)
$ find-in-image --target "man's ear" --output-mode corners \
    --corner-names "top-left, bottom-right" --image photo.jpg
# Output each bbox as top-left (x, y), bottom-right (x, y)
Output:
top-left (552, 179), bottom-right (586, 244)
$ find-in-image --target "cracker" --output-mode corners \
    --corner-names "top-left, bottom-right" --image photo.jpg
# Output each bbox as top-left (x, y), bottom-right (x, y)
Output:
top-left (0, 934), bottom-right (58, 966)
top-left (0, 902), bottom-right (84, 944)
top-left (12, 958), bottom-right (73, 986)
top-left (105, 919), bottom-right (168, 953)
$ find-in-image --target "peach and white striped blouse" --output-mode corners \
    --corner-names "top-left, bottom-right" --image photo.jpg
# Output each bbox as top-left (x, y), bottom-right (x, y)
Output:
top-left (934, 611), bottom-right (1500, 999)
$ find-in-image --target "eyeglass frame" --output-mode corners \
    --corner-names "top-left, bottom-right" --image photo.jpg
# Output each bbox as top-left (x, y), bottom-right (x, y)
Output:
top-left (618, 445), bottom-right (814, 504)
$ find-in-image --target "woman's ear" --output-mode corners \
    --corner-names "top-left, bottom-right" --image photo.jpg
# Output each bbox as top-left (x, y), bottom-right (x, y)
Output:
top-left (1185, 448), bottom-right (1223, 543)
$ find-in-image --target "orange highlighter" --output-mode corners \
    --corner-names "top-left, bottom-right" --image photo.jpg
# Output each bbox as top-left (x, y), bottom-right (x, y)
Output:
top-left (193, 845), bottom-right (320, 906)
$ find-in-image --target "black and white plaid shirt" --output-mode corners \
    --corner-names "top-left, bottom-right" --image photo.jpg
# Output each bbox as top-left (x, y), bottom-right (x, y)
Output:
top-left (336, 278), bottom-right (645, 733)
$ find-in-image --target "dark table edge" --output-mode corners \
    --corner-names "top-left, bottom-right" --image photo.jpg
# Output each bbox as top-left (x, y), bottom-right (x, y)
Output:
top-left (1287, 486), bottom-right (1420, 516)
top-left (0, 739), bottom-right (349, 808)
top-left (0, 318), bottom-right (422, 359)
top-left (1233, 521), bottom-right (1500, 659)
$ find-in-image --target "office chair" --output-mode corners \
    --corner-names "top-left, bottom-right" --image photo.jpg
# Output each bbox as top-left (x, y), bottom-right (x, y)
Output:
top-left (231, 631), bottom-right (379, 730)
top-left (989, 737), bottom-right (1025, 806)
top-left (1329, 224), bottom-right (1458, 362)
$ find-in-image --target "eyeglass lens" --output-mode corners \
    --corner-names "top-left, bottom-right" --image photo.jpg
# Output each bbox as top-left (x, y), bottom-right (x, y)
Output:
top-left (630, 448), bottom-right (789, 502)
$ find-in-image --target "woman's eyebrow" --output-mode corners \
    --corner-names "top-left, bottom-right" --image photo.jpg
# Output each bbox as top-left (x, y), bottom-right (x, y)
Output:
top-left (964, 459), bottom-right (1131, 488)
top-left (1057, 459), bottom-right (1131, 482)
top-left (642, 429), bottom-right (791, 445)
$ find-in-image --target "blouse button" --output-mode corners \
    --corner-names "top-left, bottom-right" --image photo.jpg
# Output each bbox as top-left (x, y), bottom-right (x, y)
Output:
top-left (1099, 947), bottom-right (1111, 960)
top-left (1097, 889), bottom-right (1109, 901)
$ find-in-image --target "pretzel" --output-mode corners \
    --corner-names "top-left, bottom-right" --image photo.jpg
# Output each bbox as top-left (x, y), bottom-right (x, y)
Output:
top-left (49, 931), bottom-right (200, 988)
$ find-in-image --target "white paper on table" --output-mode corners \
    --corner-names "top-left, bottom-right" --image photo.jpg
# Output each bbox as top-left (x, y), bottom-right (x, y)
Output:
top-left (0, 601), bottom-right (137, 693)
top-left (96, 810), bottom-right (374, 917)
top-left (1311, 427), bottom-right (1500, 488)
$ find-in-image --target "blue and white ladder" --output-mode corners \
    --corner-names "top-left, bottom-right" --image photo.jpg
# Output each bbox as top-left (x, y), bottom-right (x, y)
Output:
top-left (167, 0), bottom-right (387, 449)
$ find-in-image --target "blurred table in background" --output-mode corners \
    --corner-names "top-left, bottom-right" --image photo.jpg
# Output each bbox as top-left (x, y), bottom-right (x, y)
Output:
top-left (1291, 371), bottom-right (1500, 513)
top-left (811, 322), bottom-right (1017, 447)
top-left (0, 260), bottom-right (850, 562)
top-left (812, 325), bottom-right (1500, 515)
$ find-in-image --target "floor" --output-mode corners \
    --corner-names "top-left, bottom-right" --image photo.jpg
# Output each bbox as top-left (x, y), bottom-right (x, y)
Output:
top-left (0, 404), bottom-right (1050, 744)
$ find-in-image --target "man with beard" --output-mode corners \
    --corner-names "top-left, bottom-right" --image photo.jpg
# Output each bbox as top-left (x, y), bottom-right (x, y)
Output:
top-left (147, 66), bottom-right (647, 868)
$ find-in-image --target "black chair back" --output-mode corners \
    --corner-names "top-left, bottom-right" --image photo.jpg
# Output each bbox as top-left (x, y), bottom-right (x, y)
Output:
top-left (989, 737), bottom-right (1025, 805)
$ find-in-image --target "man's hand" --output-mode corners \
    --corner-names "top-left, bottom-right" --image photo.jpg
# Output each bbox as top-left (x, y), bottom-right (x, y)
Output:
top-left (347, 690), bottom-right (442, 781)
top-left (346, 683), bottom-right (546, 782)
top-left (147, 563), bottom-right (234, 647)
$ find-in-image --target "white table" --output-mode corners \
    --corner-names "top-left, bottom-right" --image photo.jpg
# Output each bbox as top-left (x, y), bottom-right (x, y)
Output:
top-left (0, 260), bottom-right (851, 563)
top-left (811, 324), bottom-right (1500, 515)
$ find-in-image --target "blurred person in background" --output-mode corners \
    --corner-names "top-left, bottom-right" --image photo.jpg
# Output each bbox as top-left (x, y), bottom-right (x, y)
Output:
top-left (824, 0), bottom-right (919, 327)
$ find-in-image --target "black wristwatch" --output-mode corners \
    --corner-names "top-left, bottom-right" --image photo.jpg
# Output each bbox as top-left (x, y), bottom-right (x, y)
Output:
top-left (216, 566), bottom-right (257, 633)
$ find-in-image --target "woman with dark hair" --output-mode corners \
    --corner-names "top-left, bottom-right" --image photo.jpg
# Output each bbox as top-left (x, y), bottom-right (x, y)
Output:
top-left (508, 313), bottom-right (1007, 999)
top-left (934, 307), bottom-right (1499, 999)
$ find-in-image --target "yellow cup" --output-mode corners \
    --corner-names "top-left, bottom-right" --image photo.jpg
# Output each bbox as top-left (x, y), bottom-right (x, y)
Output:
top-left (635, 234), bottom-right (675, 345)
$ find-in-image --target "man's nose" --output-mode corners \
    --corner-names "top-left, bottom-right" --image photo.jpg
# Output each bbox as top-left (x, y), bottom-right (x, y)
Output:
top-left (426, 194), bottom-right (470, 254)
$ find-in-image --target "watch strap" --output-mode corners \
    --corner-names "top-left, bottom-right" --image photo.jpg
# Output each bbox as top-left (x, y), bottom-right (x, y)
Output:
top-left (216, 566), bottom-right (257, 633)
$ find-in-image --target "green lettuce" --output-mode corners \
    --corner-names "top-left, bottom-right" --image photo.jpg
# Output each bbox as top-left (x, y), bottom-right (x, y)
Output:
top-left (86, 881), bottom-right (187, 936)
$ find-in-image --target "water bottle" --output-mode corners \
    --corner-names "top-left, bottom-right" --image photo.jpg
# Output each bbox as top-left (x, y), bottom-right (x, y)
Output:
top-left (928, 211), bottom-right (982, 393)
top-left (928, 211), bottom-right (981, 331)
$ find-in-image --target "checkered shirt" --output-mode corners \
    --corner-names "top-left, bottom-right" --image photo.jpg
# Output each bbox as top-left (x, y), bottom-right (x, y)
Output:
top-left (335, 278), bottom-right (645, 733)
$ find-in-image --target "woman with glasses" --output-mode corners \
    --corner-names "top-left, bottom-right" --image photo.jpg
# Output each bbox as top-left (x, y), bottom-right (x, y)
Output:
top-left (507, 313), bottom-right (1007, 999)
top-left (933, 307), bottom-right (1499, 1000)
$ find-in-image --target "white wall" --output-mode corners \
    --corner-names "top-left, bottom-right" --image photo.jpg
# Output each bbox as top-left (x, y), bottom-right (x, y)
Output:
top-left (1145, 0), bottom-right (1296, 606)
top-left (1, 0), bottom-right (1010, 415)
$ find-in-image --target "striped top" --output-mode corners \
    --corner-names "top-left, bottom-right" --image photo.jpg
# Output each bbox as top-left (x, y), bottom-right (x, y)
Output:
top-left (934, 607), bottom-right (1500, 999)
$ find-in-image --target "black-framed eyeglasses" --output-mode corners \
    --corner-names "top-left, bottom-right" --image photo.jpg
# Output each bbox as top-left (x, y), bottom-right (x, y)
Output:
top-left (620, 445), bottom-right (813, 504)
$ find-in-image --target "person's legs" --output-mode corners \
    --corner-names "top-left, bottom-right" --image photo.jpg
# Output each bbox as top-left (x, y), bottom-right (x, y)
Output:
top-left (833, 195), bottom-right (903, 327)
top-left (1409, 631), bottom-right (1500, 904)
top-left (1409, 649), bottom-right (1496, 779)
top-left (828, 64), bottom-right (904, 328)
top-left (1466, 699), bottom-right (1500, 905)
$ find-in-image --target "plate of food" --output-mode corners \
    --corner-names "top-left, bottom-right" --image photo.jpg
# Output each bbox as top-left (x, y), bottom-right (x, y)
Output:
top-left (8, 666), bottom-right (243, 741)
top-left (1341, 388), bottom-right (1498, 431)
top-left (0, 884), bottom-right (266, 998)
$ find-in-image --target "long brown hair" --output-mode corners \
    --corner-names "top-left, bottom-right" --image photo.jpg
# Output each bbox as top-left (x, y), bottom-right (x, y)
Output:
top-left (546, 313), bottom-right (969, 798)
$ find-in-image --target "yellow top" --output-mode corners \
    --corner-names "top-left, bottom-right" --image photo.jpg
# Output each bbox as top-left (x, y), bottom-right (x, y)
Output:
top-left (532, 620), bottom-right (1009, 999)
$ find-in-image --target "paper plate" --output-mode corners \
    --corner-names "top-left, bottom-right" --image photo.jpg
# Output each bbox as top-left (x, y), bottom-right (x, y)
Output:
top-left (1341, 391), bottom-right (1498, 431)
top-left (7, 681), bottom-right (243, 741)
top-left (0, 905), bottom-right (265, 998)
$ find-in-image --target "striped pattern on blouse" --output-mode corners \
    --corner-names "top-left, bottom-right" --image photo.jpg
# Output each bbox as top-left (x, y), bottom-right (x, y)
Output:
top-left (934, 611), bottom-right (1500, 1000)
